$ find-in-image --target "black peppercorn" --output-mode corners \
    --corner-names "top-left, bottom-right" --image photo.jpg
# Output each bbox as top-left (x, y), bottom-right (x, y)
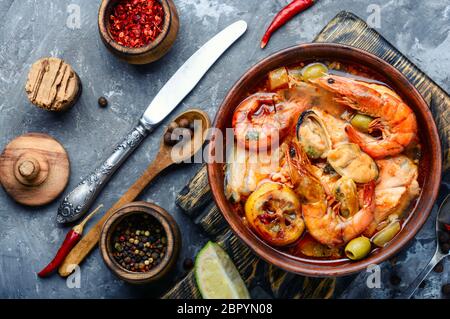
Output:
top-left (163, 131), bottom-right (178, 146)
top-left (438, 231), bottom-right (450, 244)
top-left (434, 261), bottom-right (444, 273)
top-left (98, 96), bottom-right (108, 107)
top-left (163, 127), bottom-right (191, 147)
top-left (389, 273), bottom-right (401, 286)
top-left (183, 258), bottom-right (194, 270)
top-left (442, 283), bottom-right (450, 296)
top-left (167, 121), bottom-right (179, 132)
top-left (327, 77), bottom-right (335, 84)
top-left (441, 243), bottom-right (450, 254)
top-left (178, 118), bottom-right (190, 128)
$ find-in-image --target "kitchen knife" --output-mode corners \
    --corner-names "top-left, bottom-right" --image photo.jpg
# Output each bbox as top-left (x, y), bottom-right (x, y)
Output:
top-left (57, 20), bottom-right (247, 223)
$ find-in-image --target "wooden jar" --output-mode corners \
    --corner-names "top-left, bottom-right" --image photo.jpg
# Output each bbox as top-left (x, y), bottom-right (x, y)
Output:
top-left (98, 0), bottom-right (179, 64)
top-left (100, 201), bottom-right (181, 284)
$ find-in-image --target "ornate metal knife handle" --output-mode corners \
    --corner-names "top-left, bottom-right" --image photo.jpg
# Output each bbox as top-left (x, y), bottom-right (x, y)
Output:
top-left (56, 120), bottom-right (153, 224)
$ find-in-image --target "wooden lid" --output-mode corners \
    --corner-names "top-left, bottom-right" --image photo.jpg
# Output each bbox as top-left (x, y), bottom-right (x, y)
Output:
top-left (0, 133), bottom-right (70, 206)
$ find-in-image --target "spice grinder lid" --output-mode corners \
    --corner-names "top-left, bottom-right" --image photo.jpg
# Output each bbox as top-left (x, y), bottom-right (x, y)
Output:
top-left (0, 133), bottom-right (70, 206)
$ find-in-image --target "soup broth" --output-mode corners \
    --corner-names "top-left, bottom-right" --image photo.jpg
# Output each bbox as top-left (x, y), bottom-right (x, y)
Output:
top-left (225, 60), bottom-right (421, 261)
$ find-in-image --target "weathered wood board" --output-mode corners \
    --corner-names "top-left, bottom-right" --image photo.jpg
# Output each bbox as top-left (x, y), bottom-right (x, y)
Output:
top-left (163, 11), bottom-right (450, 299)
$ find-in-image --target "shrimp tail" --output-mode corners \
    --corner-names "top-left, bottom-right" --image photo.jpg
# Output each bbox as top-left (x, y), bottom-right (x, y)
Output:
top-left (363, 180), bottom-right (376, 209)
top-left (342, 181), bottom-right (376, 243)
top-left (345, 125), bottom-right (366, 146)
top-left (345, 125), bottom-right (404, 159)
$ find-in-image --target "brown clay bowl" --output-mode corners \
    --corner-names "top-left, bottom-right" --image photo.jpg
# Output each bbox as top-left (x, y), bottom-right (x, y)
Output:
top-left (100, 201), bottom-right (180, 284)
top-left (207, 43), bottom-right (442, 277)
top-left (98, 0), bottom-right (179, 64)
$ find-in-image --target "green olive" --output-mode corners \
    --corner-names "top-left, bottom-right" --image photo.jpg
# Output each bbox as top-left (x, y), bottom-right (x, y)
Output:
top-left (350, 113), bottom-right (374, 133)
top-left (345, 236), bottom-right (371, 260)
top-left (301, 63), bottom-right (328, 81)
top-left (372, 221), bottom-right (401, 247)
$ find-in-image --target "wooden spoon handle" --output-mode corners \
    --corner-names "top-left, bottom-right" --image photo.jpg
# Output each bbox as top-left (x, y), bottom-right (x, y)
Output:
top-left (58, 152), bottom-right (173, 277)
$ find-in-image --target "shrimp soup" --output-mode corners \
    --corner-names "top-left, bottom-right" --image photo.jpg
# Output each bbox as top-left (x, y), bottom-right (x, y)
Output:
top-left (225, 61), bottom-right (421, 262)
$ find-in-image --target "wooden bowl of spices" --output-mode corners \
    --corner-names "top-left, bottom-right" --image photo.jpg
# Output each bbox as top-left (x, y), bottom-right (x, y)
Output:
top-left (98, 0), bottom-right (179, 64)
top-left (100, 201), bottom-right (180, 284)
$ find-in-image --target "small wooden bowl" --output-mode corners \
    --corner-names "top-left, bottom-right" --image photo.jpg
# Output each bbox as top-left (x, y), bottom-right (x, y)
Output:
top-left (208, 43), bottom-right (442, 277)
top-left (98, 0), bottom-right (179, 65)
top-left (100, 201), bottom-right (180, 284)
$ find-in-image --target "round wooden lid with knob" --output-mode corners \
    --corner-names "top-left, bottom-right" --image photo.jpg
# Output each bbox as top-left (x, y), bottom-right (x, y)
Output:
top-left (0, 133), bottom-right (70, 206)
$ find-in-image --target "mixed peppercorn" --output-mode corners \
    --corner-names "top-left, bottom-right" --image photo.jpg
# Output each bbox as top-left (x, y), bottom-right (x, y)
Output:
top-left (109, 0), bottom-right (164, 48)
top-left (111, 214), bottom-right (167, 272)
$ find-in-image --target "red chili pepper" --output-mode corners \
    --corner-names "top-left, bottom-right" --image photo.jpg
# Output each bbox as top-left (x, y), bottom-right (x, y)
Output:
top-left (38, 228), bottom-right (82, 278)
top-left (109, 0), bottom-right (165, 48)
top-left (37, 205), bottom-right (103, 278)
top-left (261, 0), bottom-right (316, 49)
top-left (445, 224), bottom-right (450, 232)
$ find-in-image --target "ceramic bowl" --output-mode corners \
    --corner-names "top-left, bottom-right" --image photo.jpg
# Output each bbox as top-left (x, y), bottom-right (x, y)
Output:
top-left (207, 43), bottom-right (442, 277)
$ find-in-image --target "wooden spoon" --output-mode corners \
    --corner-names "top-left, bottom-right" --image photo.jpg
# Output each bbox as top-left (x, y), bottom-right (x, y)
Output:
top-left (58, 109), bottom-right (210, 277)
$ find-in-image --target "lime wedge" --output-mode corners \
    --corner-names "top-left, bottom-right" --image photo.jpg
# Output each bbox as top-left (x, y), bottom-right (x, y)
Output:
top-left (195, 241), bottom-right (250, 299)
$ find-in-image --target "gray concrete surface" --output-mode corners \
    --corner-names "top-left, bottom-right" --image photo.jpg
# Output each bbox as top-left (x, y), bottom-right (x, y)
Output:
top-left (0, 0), bottom-right (449, 298)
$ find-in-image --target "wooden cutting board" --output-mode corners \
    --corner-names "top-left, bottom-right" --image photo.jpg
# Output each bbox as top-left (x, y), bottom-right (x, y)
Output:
top-left (162, 11), bottom-right (450, 299)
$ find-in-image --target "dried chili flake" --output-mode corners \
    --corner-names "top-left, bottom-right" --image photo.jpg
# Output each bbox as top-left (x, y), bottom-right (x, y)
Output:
top-left (109, 0), bottom-right (164, 48)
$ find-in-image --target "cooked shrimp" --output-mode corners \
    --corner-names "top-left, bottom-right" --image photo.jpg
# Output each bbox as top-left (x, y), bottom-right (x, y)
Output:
top-left (364, 155), bottom-right (420, 236)
top-left (286, 140), bottom-right (376, 247)
top-left (312, 75), bottom-right (418, 159)
top-left (225, 143), bottom-right (283, 202)
top-left (232, 91), bottom-right (309, 151)
top-left (302, 183), bottom-right (375, 247)
top-left (285, 140), bottom-right (326, 203)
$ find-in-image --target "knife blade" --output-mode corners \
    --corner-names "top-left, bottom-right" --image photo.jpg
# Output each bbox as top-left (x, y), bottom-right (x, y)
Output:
top-left (142, 20), bottom-right (248, 126)
top-left (56, 20), bottom-right (247, 224)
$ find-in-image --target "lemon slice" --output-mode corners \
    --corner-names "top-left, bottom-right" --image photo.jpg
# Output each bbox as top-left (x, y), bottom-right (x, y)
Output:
top-left (195, 241), bottom-right (250, 299)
